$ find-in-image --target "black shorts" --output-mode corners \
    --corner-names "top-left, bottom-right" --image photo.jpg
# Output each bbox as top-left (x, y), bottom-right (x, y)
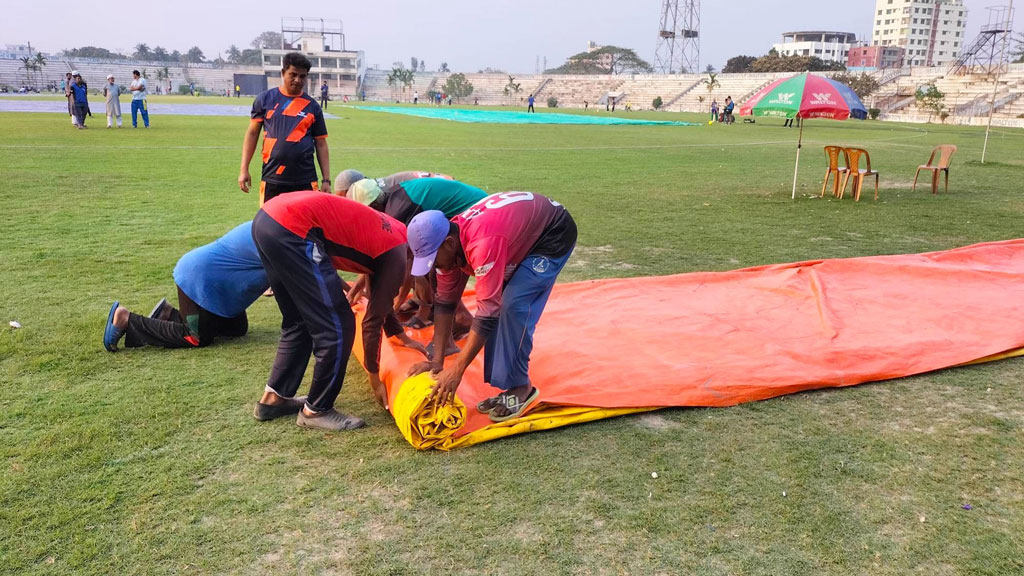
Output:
top-left (260, 180), bottom-right (320, 205)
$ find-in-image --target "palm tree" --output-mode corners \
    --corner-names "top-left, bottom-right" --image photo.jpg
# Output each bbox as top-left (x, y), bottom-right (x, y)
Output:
top-left (185, 46), bottom-right (205, 64)
top-left (400, 68), bottom-right (415, 98)
top-left (503, 75), bottom-right (521, 106)
top-left (134, 43), bottom-right (151, 60)
top-left (156, 67), bottom-right (170, 93)
top-left (386, 68), bottom-right (399, 101)
top-left (702, 72), bottom-right (721, 112)
top-left (19, 56), bottom-right (32, 84)
top-left (227, 45), bottom-right (242, 64)
top-left (33, 53), bottom-right (47, 85)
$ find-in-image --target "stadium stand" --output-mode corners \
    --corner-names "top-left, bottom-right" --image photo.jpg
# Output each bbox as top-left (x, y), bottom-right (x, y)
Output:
top-left (4, 55), bottom-right (1022, 125)
top-left (876, 64), bottom-right (1024, 123)
top-left (671, 73), bottom-right (789, 113)
top-left (0, 54), bottom-right (265, 96)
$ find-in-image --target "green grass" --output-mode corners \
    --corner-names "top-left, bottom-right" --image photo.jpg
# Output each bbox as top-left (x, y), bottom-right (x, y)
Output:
top-left (1, 107), bottom-right (1023, 575)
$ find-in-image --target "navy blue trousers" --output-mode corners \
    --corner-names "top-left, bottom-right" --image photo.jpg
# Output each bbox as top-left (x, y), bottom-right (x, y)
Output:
top-left (483, 249), bottom-right (573, 391)
top-left (252, 211), bottom-right (355, 413)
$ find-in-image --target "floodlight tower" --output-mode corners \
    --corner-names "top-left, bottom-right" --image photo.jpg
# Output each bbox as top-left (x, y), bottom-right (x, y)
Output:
top-left (655, 0), bottom-right (700, 74)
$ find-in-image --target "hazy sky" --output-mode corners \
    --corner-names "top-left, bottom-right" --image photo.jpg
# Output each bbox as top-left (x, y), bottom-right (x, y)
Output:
top-left (3, 0), bottom-right (1017, 72)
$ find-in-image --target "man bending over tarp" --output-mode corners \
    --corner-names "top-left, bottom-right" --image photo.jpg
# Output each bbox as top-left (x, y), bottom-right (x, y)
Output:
top-left (250, 191), bottom-right (425, 431)
top-left (332, 169), bottom-right (454, 197)
top-left (347, 176), bottom-right (484, 349)
top-left (103, 221), bottom-right (269, 352)
top-left (334, 170), bottom-right (457, 325)
top-left (406, 192), bottom-right (577, 422)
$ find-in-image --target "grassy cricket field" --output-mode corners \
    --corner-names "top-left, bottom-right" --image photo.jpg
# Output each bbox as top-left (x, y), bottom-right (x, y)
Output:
top-left (1, 96), bottom-right (1023, 575)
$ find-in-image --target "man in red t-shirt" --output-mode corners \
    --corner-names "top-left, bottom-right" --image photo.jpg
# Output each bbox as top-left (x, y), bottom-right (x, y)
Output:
top-left (239, 52), bottom-right (331, 205)
top-left (406, 192), bottom-right (577, 422)
top-left (251, 192), bottom-right (424, 431)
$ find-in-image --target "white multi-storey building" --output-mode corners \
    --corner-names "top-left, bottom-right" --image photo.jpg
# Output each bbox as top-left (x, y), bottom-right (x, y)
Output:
top-left (261, 18), bottom-right (364, 98)
top-left (771, 31), bottom-right (857, 64)
top-left (871, 0), bottom-right (968, 67)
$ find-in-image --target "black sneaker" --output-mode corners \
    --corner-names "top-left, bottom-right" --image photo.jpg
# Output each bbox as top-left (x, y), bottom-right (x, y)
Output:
top-left (253, 395), bottom-right (307, 421)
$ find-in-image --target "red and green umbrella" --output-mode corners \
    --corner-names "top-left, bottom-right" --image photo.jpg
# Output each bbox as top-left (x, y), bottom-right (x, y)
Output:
top-left (740, 73), bottom-right (867, 198)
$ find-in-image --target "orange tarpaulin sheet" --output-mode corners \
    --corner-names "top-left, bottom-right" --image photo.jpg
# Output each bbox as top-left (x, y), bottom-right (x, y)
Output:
top-left (354, 239), bottom-right (1024, 450)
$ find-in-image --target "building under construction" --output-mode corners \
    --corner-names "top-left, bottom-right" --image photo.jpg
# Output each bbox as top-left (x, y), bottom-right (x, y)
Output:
top-left (260, 17), bottom-right (364, 98)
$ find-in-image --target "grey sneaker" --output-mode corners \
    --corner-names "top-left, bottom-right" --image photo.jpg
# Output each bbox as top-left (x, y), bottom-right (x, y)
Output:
top-left (148, 298), bottom-right (170, 320)
top-left (253, 395), bottom-right (307, 421)
top-left (296, 409), bottom-right (365, 431)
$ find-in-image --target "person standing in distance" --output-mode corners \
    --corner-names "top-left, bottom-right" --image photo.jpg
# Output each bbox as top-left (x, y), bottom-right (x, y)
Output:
top-left (319, 80), bottom-right (329, 109)
top-left (69, 72), bottom-right (90, 129)
top-left (64, 72), bottom-right (77, 126)
top-left (239, 52), bottom-right (331, 206)
top-left (104, 74), bottom-right (122, 128)
top-left (527, 93), bottom-right (535, 113)
top-left (129, 70), bottom-right (149, 128)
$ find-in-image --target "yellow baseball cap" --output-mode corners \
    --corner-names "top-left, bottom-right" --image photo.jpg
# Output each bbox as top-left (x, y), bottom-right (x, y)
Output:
top-left (348, 178), bottom-right (383, 206)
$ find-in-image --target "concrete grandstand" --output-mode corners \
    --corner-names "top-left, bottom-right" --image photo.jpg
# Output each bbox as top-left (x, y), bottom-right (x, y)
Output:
top-left (4, 52), bottom-right (1022, 127)
top-left (358, 67), bottom-right (1024, 125)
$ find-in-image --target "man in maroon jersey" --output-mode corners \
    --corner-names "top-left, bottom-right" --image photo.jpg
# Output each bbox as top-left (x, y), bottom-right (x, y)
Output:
top-left (251, 191), bottom-right (424, 431)
top-left (406, 192), bottom-right (577, 422)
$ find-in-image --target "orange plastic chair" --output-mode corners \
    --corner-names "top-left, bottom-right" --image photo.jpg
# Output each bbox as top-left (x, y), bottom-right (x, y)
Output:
top-left (821, 146), bottom-right (850, 198)
top-left (839, 147), bottom-right (879, 201)
top-left (913, 145), bottom-right (957, 194)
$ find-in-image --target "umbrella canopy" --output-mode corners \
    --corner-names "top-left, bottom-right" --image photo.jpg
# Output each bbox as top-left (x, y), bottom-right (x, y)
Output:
top-left (740, 72), bottom-right (867, 120)
top-left (739, 73), bottom-right (867, 198)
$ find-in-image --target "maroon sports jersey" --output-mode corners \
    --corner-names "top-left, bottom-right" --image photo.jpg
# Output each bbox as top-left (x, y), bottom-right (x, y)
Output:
top-left (437, 192), bottom-right (572, 318)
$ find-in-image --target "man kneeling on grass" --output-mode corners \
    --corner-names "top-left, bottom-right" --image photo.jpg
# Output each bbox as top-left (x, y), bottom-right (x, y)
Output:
top-left (103, 221), bottom-right (268, 352)
top-left (406, 192), bottom-right (577, 422)
top-left (251, 191), bottom-right (425, 431)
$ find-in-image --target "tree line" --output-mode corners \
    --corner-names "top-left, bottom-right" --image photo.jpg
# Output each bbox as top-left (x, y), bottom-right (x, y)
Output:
top-left (723, 50), bottom-right (847, 74)
top-left (60, 31), bottom-right (284, 67)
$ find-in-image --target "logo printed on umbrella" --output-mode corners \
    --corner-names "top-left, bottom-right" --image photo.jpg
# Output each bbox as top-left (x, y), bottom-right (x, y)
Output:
top-left (770, 92), bottom-right (796, 105)
top-left (810, 92), bottom-right (835, 105)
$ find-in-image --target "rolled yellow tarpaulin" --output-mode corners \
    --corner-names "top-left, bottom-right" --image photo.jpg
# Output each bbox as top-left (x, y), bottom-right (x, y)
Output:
top-left (391, 373), bottom-right (467, 450)
top-left (390, 373), bottom-right (656, 451)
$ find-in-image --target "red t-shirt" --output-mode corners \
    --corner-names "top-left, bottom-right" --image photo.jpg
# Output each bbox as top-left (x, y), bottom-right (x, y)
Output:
top-left (261, 191), bottom-right (406, 273)
top-left (261, 191), bottom-right (408, 373)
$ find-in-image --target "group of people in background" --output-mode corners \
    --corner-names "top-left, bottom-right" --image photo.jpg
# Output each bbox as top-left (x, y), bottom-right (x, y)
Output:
top-left (710, 96), bottom-right (735, 124)
top-left (103, 52), bottom-right (576, 432)
top-left (63, 69), bottom-right (149, 129)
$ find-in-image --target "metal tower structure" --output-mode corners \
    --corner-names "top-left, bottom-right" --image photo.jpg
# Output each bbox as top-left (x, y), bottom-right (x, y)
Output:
top-left (948, 4), bottom-right (1015, 75)
top-left (654, 0), bottom-right (699, 74)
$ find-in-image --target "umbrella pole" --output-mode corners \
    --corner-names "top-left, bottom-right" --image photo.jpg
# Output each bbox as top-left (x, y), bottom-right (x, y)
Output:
top-left (791, 120), bottom-right (804, 200)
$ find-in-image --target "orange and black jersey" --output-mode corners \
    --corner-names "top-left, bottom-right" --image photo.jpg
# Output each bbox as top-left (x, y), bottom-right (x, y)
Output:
top-left (252, 87), bottom-right (328, 185)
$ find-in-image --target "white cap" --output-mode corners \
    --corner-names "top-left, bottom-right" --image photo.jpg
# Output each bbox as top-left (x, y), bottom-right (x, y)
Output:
top-left (71, 70), bottom-right (80, 76)
top-left (106, 74), bottom-right (114, 80)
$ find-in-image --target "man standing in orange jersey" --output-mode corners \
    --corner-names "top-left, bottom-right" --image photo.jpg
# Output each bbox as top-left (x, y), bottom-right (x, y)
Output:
top-left (238, 52), bottom-right (331, 205)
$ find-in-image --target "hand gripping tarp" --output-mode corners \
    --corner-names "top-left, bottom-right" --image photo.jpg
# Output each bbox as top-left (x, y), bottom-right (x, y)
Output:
top-left (353, 239), bottom-right (1024, 450)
